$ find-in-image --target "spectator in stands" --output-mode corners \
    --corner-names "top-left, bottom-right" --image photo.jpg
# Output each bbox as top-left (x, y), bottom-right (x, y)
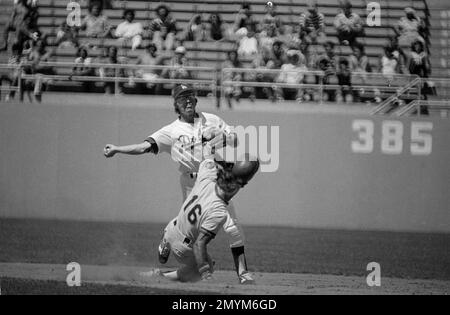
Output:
top-left (0, 42), bottom-right (22, 101)
top-left (150, 4), bottom-right (177, 52)
top-left (0, 0), bottom-right (39, 51)
top-left (378, 45), bottom-right (401, 79)
top-left (206, 13), bottom-right (225, 41)
top-left (161, 46), bottom-right (191, 89)
top-left (395, 8), bottom-right (426, 48)
top-left (275, 49), bottom-right (308, 102)
top-left (55, 21), bottom-right (79, 48)
top-left (233, 2), bottom-right (256, 39)
top-left (319, 41), bottom-right (339, 73)
top-left (237, 26), bottom-right (259, 58)
top-left (336, 57), bottom-right (353, 103)
top-left (388, 36), bottom-right (407, 73)
top-left (262, 2), bottom-right (282, 34)
top-left (133, 43), bottom-right (167, 91)
top-left (71, 46), bottom-right (95, 92)
top-left (259, 24), bottom-right (279, 60)
top-left (408, 39), bottom-right (432, 113)
top-left (267, 40), bottom-right (287, 70)
top-left (98, 46), bottom-right (128, 94)
top-left (407, 39), bottom-right (430, 78)
top-left (280, 25), bottom-right (301, 51)
top-left (349, 41), bottom-right (371, 101)
top-left (115, 9), bottom-right (143, 51)
top-left (244, 39), bottom-right (286, 102)
top-left (264, 40), bottom-right (287, 101)
top-left (222, 50), bottom-right (243, 108)
top-left (349, 42), bottom-right (371, 73)
top-left (317, 41), bottom-right (340, 102)
top-left (334, 0), bottom-right (364, 47)
top-left (81, 1), bottom-right (112, 38)
top-left (23, 37), bottom-right (54, 102)
top-left (299, 0), bottom-right (326, 45)
top-left (299, 39), bottom-right (317, 70)
top-left (185, 14), bottom-right (206, 42)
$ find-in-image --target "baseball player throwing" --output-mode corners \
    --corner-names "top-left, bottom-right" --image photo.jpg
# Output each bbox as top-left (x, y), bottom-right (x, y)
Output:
top-left (156, 154), bottom-right (259, 283)
top-left (103, 85), bottom-right (253, 283)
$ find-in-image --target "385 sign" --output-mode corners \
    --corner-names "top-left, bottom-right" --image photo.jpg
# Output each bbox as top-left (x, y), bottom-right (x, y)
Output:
top-left (351, 120), bottom-right (433, 156)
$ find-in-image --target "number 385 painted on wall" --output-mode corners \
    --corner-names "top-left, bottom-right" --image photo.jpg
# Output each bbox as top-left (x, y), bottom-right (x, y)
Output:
top-left (352, 120), bottom-right (433, 156)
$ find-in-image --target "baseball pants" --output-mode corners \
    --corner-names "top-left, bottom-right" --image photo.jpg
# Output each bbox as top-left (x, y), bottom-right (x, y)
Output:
top-left (163, 218), bottom-right (214, 282)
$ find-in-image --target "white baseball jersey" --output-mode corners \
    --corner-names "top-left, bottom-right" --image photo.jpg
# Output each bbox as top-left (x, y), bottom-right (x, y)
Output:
top-left (175, 159), bottom-right (228, 242)
top-left (147, 112), bottom-right (232, 174)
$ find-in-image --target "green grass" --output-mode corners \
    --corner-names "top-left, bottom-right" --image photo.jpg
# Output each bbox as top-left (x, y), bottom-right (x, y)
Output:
top-left (1, 218), bottom-right (449, 280)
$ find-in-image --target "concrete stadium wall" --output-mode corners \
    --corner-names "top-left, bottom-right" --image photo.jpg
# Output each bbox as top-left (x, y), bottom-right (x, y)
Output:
top-left (0, 100), bottom-right (449, 233)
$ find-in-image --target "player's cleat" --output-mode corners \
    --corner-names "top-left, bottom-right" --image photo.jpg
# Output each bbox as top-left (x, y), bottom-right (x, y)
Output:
top-left (158, 238), bottom-right (171, 264)
top-left (238, 272), bottom-right (255, 285)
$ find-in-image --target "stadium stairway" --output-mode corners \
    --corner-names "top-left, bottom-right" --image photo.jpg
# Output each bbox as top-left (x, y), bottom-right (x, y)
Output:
top-left (428, 10), bottom-right (450, 77)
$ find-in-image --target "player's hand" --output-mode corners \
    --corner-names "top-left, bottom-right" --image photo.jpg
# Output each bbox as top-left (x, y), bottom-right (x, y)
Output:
top-left (104, 144), bottom-right (117, 158)
top-left (200, 270), bottom-right (213, 281)
top-left (202, 125), bottom-right (222, 142)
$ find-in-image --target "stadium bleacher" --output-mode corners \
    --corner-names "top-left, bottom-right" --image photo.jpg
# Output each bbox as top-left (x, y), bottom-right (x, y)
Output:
top-left (0, 0), bottom-right (430, 65)
top-left (1, 0), bottom-right (446, 100)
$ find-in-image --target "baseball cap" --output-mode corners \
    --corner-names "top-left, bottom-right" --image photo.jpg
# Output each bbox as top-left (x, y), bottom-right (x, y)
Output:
top-left (172, 84), bottom-right (195, 99)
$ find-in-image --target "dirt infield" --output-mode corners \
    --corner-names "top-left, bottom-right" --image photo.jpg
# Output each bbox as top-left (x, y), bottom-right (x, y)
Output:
top-left (1, 263), bottom-right (449, 295)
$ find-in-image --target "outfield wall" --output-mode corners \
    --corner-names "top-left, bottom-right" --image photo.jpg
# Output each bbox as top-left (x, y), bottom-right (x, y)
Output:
top-left (0, 100), bottom-right (449, 233)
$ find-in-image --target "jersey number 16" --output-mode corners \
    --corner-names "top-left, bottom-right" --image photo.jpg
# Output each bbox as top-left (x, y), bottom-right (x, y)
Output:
top-left (184, 195), bottom-right (202, 225)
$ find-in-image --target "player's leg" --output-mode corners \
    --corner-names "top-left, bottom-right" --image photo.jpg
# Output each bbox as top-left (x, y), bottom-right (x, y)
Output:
top-left (172, 253), bottom-right (215, 282)
top-left (158, 219), bottom-right (176, 264)
top-left (223, 202), bottom-right (254, 284)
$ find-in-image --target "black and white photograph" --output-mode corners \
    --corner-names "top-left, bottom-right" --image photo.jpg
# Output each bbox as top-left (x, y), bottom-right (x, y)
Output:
top-left (0, 0), bottom-right (449, 300)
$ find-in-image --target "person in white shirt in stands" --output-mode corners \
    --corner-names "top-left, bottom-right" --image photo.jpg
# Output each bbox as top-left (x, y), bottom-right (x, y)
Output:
top-left (237, 25), bottom-right (258, 58)
top-left (72, 46), bottom-right (95, 92)
top-left (275, 49), bottom-right (308, 102)
top-left (115, 9), bottom-right (143, 50)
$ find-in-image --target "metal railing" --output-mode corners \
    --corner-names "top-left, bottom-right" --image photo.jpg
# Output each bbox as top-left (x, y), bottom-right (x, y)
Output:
top-left (395, 100), bottom-right (450, 118)
top-left (370, 75), bottom-right (422, 115)
top-left (0, 64), bottom-right (22, 95)
top-left (393, 78), bottom-right (450, 117)
top-left (1, 62), bottom-right (446, 116)
top-left (12, 61), bottom-right (219, 98)
top-left (221, 68), bottom-right (421, 104)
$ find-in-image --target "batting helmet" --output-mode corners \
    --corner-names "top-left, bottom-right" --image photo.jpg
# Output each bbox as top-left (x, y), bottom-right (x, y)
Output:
top-left (231, 154), bottom-right (260, 184)
top-left (216, 154), bottom-right (259, 192)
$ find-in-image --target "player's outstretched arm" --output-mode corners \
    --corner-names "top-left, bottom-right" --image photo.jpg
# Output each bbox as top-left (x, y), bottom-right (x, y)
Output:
top-left (103, 142), bottom-right (152, 158)
top-left (193, 231), bottom-right (215, 280)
